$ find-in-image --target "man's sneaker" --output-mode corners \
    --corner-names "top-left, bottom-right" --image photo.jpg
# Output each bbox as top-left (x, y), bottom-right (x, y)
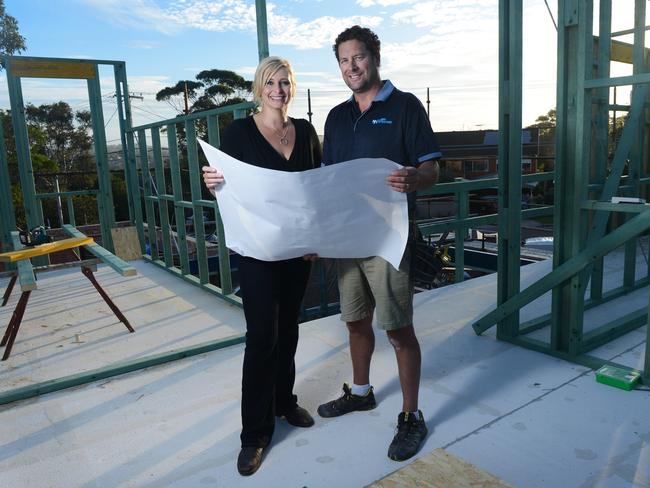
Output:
top-left (387, 410), bottom-right (428, 461)
top-left (317, 383), bottom-right (377, 418)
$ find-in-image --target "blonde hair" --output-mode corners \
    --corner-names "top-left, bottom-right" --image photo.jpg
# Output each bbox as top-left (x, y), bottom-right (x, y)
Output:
top-left (252, 56), bottom-right (297, 105)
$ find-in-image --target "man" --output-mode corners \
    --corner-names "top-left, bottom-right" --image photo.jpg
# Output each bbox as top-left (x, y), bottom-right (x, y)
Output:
top-left (318, 25), bottom-right (441, 462)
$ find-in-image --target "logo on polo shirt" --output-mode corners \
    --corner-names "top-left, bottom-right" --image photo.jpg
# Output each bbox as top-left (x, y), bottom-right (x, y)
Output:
top-left (371, 117), bottom-right (393, 125)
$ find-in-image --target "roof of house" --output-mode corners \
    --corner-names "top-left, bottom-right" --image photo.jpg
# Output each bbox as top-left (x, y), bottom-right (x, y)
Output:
top-left (437, 128), bottom-right (541, 159)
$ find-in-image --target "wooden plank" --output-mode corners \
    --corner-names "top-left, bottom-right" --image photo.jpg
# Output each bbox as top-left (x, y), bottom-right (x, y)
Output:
top-left (0, 237), bottom-right (93, 262)
top-left (10, 232), bottom-right (36, 291)
top-left (10, 58), bottom-right (96, 79)
top-left (474, 207), bottom-right (650, 334)
top-left (62, 225), bottom-right (137, 277)
top-left (0, 333), bottom-right (246, 406)
top-left (110, 226), bottom-right (142, 261)
top-left (370, 449), bottom-right (513, 488)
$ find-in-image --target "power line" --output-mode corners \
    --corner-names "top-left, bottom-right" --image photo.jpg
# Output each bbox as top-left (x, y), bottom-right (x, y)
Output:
top-left (131, 104), bottom-right (169, 120)
top-left (543, 0), bottom-right (558, 31)
top-left (104, 107), bottom-right (118, 128)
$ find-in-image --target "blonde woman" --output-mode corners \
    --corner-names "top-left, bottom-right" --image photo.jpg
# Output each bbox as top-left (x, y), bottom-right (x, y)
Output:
top-left (202, 56), bottom-right (321, 476)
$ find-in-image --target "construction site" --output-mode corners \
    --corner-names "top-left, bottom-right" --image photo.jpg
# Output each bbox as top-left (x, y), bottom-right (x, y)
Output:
top-left (1, 1), bottom-right (649, 486)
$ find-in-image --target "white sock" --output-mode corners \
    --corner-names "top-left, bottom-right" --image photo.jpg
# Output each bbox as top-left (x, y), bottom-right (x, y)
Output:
top-left (351, 383), bottom-right (371, 396)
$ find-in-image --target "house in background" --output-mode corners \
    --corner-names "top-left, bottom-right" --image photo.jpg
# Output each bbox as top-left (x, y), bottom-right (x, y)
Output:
top-left (436, 127), bottom-right (547, 180)
top-left (416, 128), bottom-right (553, 218)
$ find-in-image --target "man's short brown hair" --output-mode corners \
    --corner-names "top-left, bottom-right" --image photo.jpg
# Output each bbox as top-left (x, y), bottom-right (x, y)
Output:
top-left (333, 25), bottom-right (381, 66)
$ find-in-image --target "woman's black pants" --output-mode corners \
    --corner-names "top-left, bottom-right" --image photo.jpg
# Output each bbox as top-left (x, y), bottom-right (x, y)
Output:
top-left (238, 255), bottom-right (311, 447)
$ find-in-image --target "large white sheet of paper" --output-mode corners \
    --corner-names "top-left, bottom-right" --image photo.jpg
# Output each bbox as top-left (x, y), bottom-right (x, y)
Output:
top-left (198, 139), bottom-right (408, 269)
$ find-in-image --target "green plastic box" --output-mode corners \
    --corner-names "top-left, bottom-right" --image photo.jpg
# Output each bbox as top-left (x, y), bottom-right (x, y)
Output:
top-left (595, 365), bottom-right (641, 391)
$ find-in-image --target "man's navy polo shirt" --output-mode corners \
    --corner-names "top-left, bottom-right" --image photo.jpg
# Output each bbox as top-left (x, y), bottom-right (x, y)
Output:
top-left (322, 80), bottom-right (442, 167)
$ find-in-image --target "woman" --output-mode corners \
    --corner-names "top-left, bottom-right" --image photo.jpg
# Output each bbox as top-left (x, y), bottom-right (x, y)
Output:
top-left (202, 56), bottom-right (321, 476)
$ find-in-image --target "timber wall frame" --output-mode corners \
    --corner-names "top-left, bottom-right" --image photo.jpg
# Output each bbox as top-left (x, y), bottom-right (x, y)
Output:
top-left (0, 55), bottom-right (137, 261)
top-left (473, 0), bottom-right (650, 383)
top-left (125, 102), bottom-right (255, 307)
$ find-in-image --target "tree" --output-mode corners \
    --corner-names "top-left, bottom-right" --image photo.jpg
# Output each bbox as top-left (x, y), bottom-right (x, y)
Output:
top-left (528, 108), bottom-right (556, 137)
top-left (25, 102), bottom-right (94, 188)
top-left (156, 68), bottom-right (253, 116)
top-left (195, 69), bottom-right (252, 108)
top-left (155, 80), bottom-right (203, 114)
top-left (0, 0), bottom-right (26, 62)
top-left (1, 109), bottom-right (60, 228)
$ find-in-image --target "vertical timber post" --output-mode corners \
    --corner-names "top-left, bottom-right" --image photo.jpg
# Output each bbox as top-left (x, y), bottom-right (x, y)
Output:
top-left (255, 0), bottom-right (270, 61)
top-left (551, 0), bottom-right (592, 355)
top-left (496, 0), bottom-right (523, 339)
top-left (0, 123), bottom-right (16, 257)
top-left (114, 62), bottom-right (136, 223)
top-left (87, 65), bottom-right (116, 252)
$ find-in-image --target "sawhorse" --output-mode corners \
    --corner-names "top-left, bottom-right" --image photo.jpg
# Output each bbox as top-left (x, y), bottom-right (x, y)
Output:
top-left (0, 232), bottom-right (135, 360)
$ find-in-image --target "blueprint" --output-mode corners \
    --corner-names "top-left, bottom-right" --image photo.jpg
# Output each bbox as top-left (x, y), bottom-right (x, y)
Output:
top-left (198, 139), bottom-right (408, 269)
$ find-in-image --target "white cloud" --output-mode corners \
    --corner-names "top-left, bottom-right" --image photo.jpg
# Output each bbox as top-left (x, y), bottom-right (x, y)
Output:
top-left (124, 75), bottom-right (172, 95)
top-left (81, 0), bottom-right (181, 34)
top-left (357, 0), bottom-right (413, 7)
top-left (268, 14), bottom-right (382, 49)
top-left (373, 0), bottom-right (561, 130)
top-left (83, 0), bottom-right (382, 50)
top-left (126, 40), bottom-right (162, 49)
top-left (233, 65), bottom-right (258, 76)
top-left (166, 0), bottom-right (257, 31)
top-left (392, 0), bottom-right (497, 29)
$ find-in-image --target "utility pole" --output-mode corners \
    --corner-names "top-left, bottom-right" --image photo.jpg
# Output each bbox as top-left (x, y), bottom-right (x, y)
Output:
top-left (307, 89), bottom-right (313, 123)
top-left (183, 81), bottom-right (190, 114)
top-left (111, 92), bottom-right (143, 101)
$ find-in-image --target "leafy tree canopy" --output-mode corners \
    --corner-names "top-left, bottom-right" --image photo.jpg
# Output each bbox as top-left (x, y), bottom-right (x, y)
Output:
top-left (155, 68), bottom-right (252, 115)
top-left (0, 0), bottom-right (26, 63)
top-left (25, 101), bottom-right (93, 179)
top-left (528, 108), bottom-right (556, 129)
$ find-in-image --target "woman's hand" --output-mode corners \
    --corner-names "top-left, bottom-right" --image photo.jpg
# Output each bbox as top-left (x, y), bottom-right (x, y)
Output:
top-left (202, 166), bottom-right (225, 189)
top-left (302, 253), bottom-right (319, 262)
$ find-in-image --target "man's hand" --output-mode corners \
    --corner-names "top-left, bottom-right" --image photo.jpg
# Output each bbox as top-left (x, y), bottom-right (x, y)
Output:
top-left (386, 160), bottom-right (439, 193)
top-left (202, 166), bottom-right (225, 189)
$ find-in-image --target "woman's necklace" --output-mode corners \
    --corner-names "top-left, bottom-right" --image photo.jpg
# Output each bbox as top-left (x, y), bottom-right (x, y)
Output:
top-left (276, 121), bottom-right (290, 145)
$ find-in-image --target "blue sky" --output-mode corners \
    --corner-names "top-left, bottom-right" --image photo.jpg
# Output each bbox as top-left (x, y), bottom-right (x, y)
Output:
top-left (2, 0), bottom-right (638, 142)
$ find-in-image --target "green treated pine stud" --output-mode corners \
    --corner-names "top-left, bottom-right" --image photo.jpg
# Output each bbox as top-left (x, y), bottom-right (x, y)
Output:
top-left (579, 308), bottom-right (647, 353)
top-left (166, 123), bottom-right (190, 275)
top-left (548, 0), bottom-right (593, 355)
top-left (255, 0), bottom-right (269, 61)
top-left (87, 68), bottom-right (116, 252)
top-left (125, 130), bottom-right (146, 254)
top-left (185, 121), bottom-right (209, 285)
top-left (589, 0), bottom-right (612, 302)
top-left (496, 0), bottom-right (523, 339)
top-left (473, 208), bottom-right (650, 335)
top-left (454, 188), bottom-right (468, 283)
top-left (10, 232), bottom-right (36, 291)
top-left (151, 127), bottom-right (173, 267)
top-left (138, 129), bottom-right (159, 260)
top-left (0, 333), bottom-right (246, 406)
top-left (114, 62), bottom-right (136, 223)
top-left (0, 123), bottom-right (16, 257)
top-left (207, 114), bottom-right (233, 295)
top-left (62, 225), bottom-right (136, 277)
top-left (5, 60), bottom-right (46, 266)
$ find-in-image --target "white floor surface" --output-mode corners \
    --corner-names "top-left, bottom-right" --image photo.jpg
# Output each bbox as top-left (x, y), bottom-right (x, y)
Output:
top-left (0, 252), bottom-right (648, 488)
